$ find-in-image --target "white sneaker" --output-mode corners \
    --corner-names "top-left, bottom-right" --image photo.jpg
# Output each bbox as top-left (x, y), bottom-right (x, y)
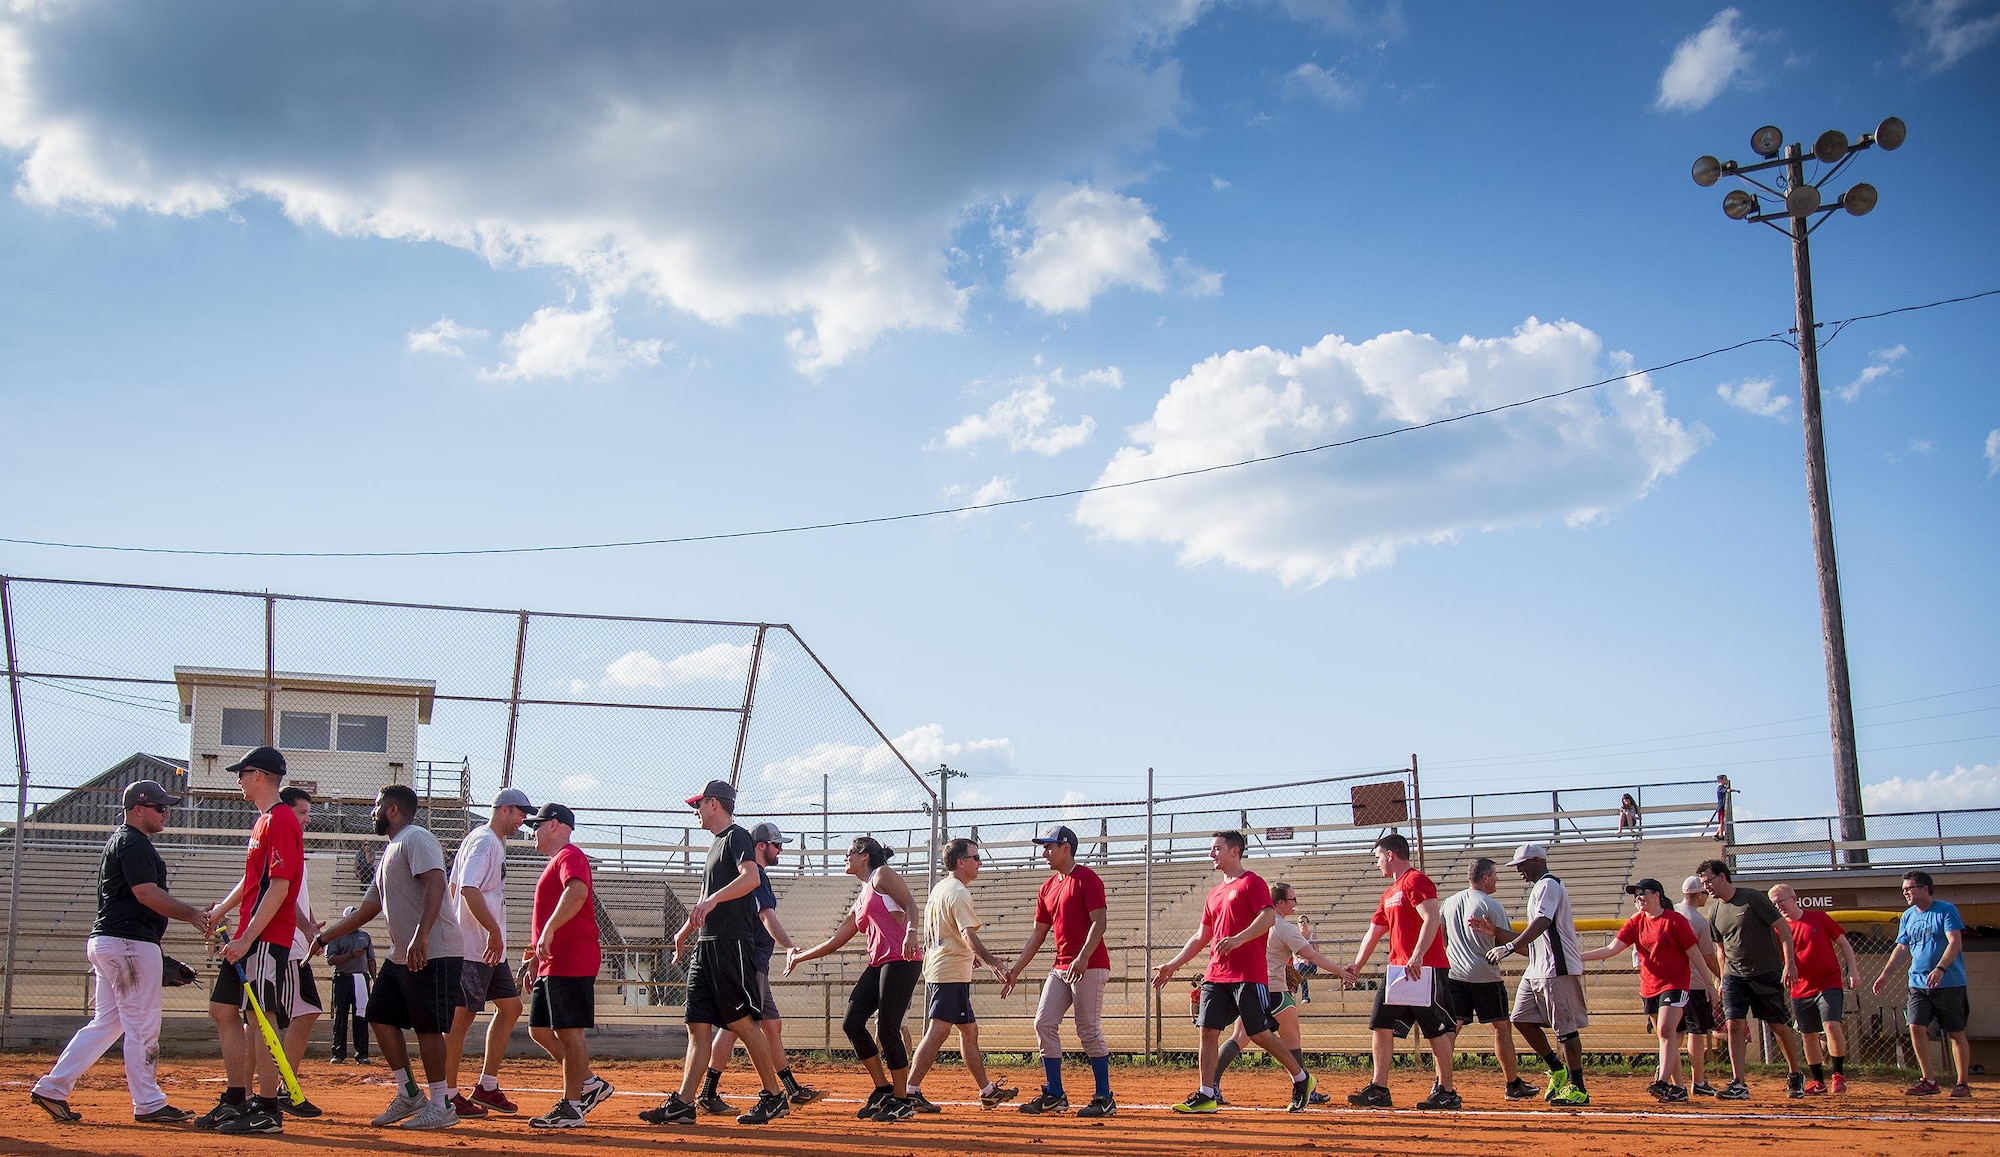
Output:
top-left (371, 1091), bottom-right (427, 1127)
top-left (400, 1100), bottom-right (460, 1130)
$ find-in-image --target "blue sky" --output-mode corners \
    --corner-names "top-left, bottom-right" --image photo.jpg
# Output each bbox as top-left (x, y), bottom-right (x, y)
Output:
top-left (2, 2), bottom-right (1996, 827)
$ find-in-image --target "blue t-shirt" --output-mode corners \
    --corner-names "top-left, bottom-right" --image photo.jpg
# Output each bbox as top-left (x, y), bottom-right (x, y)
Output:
top-left (750, 864), bottom-right (778, 972)
top-left (1897, 900), bottom-right (1967, 989)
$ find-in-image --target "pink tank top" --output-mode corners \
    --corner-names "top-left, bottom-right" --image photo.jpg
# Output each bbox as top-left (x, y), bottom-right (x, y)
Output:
top-left (850, 879), bottom-right (919, 966)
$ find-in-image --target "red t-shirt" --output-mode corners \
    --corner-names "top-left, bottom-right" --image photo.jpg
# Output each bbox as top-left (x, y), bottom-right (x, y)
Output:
top-left (1371, 868), bottom-right (1449, 969)
top-left (1788, 909), bottom-right (1846, 998)
top-left (1615, 908), bottom-right (1699, 996)
top-left (239, 803), bottom-right (304, 947)
top-left (1202, 870), bottom-right (1274, 984)
top-left (533, 843), bottom-right (601, 977)
top-left (1035, 865), bottom-right (1111, 971)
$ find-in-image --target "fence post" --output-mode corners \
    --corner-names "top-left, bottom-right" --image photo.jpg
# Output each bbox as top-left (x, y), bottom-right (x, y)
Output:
top-left (500, 611), bottom-right (529, 789)
top-left (1551, 792), bottom-right (1561, 843)
top-left (1827, 818), bottom-right (1837, 871)
top-left (1144, 767), bottom-right (1156, 1062)
top-left (1937, 813), bottom-right (1946, 866)
top-left (1, 578), bottom-right (34, 1046)
top-left (726, 625), bottom-right (768, 788)
top-left (263, 594), bottom-right (278, 746)
top-left (1410, 754), bottom-right (1424, 872)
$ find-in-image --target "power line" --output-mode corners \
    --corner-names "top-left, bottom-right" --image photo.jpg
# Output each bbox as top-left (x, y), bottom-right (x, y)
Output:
top-left (5, 288), bottom-right (1995, 561)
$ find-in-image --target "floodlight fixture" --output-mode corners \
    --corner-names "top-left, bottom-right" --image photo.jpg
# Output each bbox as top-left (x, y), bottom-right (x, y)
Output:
top-left (1722, 189), bottom-right (1758, 219)
top-left (1751, 125), bottom-right (1785, 158)
top-left (1785, 183), bottom-right (1823, 217)
top-left (1875, 116), bottom-right (1906, 151)
top-left (1692, 155), bottom-right (1722, 187)
top-left (1813, 129), bottom-right (1849, 165)
top-left (1842, 183), bottom-right (1878, 217)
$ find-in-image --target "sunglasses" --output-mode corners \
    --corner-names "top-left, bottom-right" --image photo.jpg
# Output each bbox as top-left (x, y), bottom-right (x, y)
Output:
top-left (138, 803), bottom-right (169, 814)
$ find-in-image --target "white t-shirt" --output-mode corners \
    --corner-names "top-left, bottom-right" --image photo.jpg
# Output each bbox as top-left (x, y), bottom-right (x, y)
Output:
top-left (923, 876), bottom-right (982, 984)
top-left (451, 825), bottom-right (508, 957)
top-left (1265, 916), bottom-right (1309, 989)
top-left (290, 860), bottom-right (315, 959)
top-left (1524, 874), bottom-right (1583, 980)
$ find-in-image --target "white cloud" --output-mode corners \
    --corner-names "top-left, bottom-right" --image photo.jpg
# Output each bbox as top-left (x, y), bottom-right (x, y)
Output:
top-left (0, 4), bottom-right (1204, 372)
top-left (1282, 62), bottom-right (1362, 108)
top-left (1899, 0), bottom-right (2000, 73)
top-left (1074, 318), bottom-right (1707, 586)
top-left (1717, 376), bottom-right (1790, 419)
top-left (746, 723), bottom-right (1012, 813)
top-left (558, 774), bottom-right (602, 795)
top-left (1985, 428), bottom-right (2000, 476)
top-left (1836, 344), bottom-right (1908, 403)
top-left (601, 643), bottom-right (754, 688)
top-left (940, 366), bottom-right (1118, 456)
top-left (943, 475), bottom-right (1020, 520)
top-left (407, 315), bottom-right (487, 358)
top-left (1005, 184), bottom-right (1173, 313)
top-left (1863, 762), bottom-right (2000, 811)
top-left (479, 302), bottom-right (664, 382)
top-left (1655, 9), bottom-right (1757, 112)
top-left (1210, 176), bottom-right (1231, 191)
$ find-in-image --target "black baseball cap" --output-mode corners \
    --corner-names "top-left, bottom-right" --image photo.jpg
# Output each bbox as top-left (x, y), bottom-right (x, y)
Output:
top-left (1624, 878), bottom-right (1666, 897)
top-left (1031, 825), bottom-right (1078, 850)
top-left (123, 780), bottom-right (181, 809)
top-left (685, 779), bottom-right (736, 809)
top-left (225, 746), bottom-right (286, 777)
top-left (523, 802), bottom-right (576, 830)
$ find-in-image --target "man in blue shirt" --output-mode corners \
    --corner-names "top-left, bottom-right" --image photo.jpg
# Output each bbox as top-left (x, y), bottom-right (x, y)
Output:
top-left (1871, 870), bottom-right (1970, 1098)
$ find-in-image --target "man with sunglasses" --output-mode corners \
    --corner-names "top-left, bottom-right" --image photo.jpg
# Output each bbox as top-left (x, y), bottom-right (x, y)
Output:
top-left (895, 838), bottom-right (1015, 1116)
top-left (31, 780), bottom-right (211, 1124)
top-left (700, 822), bottom-right (822, 1113)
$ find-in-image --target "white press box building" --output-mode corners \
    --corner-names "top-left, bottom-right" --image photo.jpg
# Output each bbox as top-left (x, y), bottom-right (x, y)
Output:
top-left (173, 666), bottom-right (437, 801)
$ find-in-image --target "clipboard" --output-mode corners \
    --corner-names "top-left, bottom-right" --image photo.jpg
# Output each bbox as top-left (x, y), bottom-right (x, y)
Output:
top-left (1384, 964), bottom-right (1435, 1005)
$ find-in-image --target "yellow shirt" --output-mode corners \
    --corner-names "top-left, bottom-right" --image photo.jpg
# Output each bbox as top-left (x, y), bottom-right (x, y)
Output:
top-left (923, 876), bottom-right (982, 984)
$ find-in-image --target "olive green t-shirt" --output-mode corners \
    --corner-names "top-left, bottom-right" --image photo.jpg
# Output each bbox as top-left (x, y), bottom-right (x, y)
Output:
top-left (1708, 887), bottom-right (1784, 977)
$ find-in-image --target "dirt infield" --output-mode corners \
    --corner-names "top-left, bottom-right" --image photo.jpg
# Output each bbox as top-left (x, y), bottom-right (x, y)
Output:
top-left (0, 1054), bottom-right (1990, 1156)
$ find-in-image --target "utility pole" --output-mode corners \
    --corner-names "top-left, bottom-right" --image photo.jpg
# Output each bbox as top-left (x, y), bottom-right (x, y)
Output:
top-left (928, 763), bottom-right (967, 844)
top-left (821, 772), bottom-right (830, 872)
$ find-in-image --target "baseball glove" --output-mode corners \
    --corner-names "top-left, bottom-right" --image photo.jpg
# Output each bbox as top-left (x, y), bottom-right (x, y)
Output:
top-left (161, 954), bottom-right (199, 987)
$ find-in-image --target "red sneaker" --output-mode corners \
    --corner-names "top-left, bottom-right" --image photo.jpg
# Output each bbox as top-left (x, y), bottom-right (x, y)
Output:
top-left (469, 1086), bottom-right (519, 1115)
top-left (1828, 1074), bottom-right (1847, 1095)
top-left (449, 1093), bottom-right (489, 1118)
top-left (1802, 1080), bottom-right (1827, 1096)
top-left (1905, 1078), bottom-right (1941, 1096)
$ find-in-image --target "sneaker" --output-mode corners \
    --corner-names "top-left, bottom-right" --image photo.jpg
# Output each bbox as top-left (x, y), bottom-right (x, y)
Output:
top-left (355, 1056), bottom-right (373, 1065)
top-left (469, 1085), bottom-right (519, 1115)
top-left (1506, 1078), bottom-right (1541, 1100)
top-left (1289, 1073), bottom-right (1320, 1113)
top-left (1661, 1085), bottom-right (1690, 1104)
top-left (193, 1099), bottom-right (245, 1129)
top-left (371, 1090), bottom-right (427, 1127)
top-left (697, 1092), bottom-right (736, 1116)
top-left (638, 1094), bottom-right (697, 1125)
top-left (737, 1091), bottom-right (790, 1126)
top-left (579, 1075), bottom-right (615, 1115)
top-left (450, 1093), bottom-right (489, 1119)
top-left (1544, 1070), bottom-right (1573, 1103)
top-left (1802, 1080), bottom-right (1827, 1096)
top-left (1691, 1081), bottom-right (1719, 1097)
top-left (1550, 1084), bottom-right (1591, 1107)
top-left (529, 1101), bottom-right (586, 1129)
top-left (857, 1086), bottom-right (893, 1119)
top-left (1347, 1082), bottom-right (1393, 1108)
top-left (1017, 1088), bottom-right (1068, 1115)
top-left (330, 1055), bottom-right (349, 1065)
top-left (1076, 1094), bottom-right (1116, 1118)
top-left (1828, 1073), bottom-right (1848, 1095)
top-left (980, 1083), bottom-right (1019, 1109)
top-left (1172, 1090), bottom-right (1221, 1114)
top-left (1718, 1081), bottom-right (1751, 1101)
top-left (787, 1083), bottom-right (826, 1106)
top-left (1788, 1072), bottom-right (1806, 1099)
top-left (1213, 1092), bottom-right (1229, 1105)
top-left (31, 1093), bottom-right (82, 1123)
top-left (1415, 1084), bottom-right (1462, 1111)
top-left (217, 1106), bottom-right (284, 1134)
top-left (1308, 1090), bottom-right (1331, 1105)
top-left (1952, 1083), bottom-right (1974, 1099)
top-left (1904, 1078), bottom-right (1941, 1096)
top-left (1647, 1079), bottom-right (1670, 1102)
top-left (872, 1096), bottom-right (914, 1122)
top-left (908, 1091), bottom-right (941, 1114)
top-left (401, 1100), bottom-right (461, 1130)
top-left (283, 1096), bottom-right (323, 1118)
top-left (134, 1105), bottom-right (194, 1124)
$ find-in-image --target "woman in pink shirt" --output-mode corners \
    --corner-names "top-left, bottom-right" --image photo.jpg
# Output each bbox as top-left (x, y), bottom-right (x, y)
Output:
top-left (787, 837), bottom-right (923, 1120)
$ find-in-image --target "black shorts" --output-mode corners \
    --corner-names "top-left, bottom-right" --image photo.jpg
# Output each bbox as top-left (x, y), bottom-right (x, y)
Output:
top-left (686, 939), bottom-right (761, 1027)
top-left (210, 941), bottom-right (293, 1031)
top-left (1447, 978), bottom-right (1510, 1025)
top-left (530, 975), bottom-right (597, 1031)
top-left (1907, 986), bottom-right (1969, 1034)
top-left (1792, 988), bottom-right (1844, 1034)
top-left (1369, 968), bottom-right (1457, 1041)
top-left (1720, 972), bottom-right (1792, 1025)
top-left (460, 959), bottom-right (522, 1013)
top-left (927, 981), bottom-right (976, 1025)
top-left (1643, 989), bottom-right (1691, 1018)
top-left (756, 970), bottom-right (780, 1020)
top-left (295, 962), bottom-right (323, 1015)
top-left (1197, 981), bottom-right (1272, 1036)
top-left (368, 958), bottom-right (464, 1034)
top-left (1681, 989), bottom-right (1717, 1035)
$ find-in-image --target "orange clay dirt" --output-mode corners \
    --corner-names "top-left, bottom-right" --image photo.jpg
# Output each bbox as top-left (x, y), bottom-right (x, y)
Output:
top-left (0, 1053), bottom-right (1991, 1156)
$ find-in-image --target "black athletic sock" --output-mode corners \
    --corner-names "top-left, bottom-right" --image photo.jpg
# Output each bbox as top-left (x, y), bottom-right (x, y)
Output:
top-left (1567, 1068), bottom-right (1585, 1091)
top-left (779, 1067), bottom-right (801, 1093)
top-left (1831, 1056), bottom-right (1845, 1074)
top-left (1214, 1039), bottom-right (1242, 1090)
top-left (1543, 1054), bottom-right (1562, 1074)
top-left (223, 1087), bottom-right (248, 1105)
top-left (701, 1068), bottom-right (722, 1097)
top-left (1810, 1063), bottom-right (1825, 1083)
top-left (253, 1095), bottom-right (283, 1115)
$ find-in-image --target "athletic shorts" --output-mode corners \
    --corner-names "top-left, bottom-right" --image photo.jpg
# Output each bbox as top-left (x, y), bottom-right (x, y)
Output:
top-left (1681, 989), bottom-right (1718, 1035)
top-left (1197, 981), bottom-right (1272, 1035)
top-left (1447, 978), bottom-right (1510, 1025)
top-left (290, 962), bottom-right (323, 1018)
top-left (1511, 974), bottom-right (1589, 1036)
top-left (685, 939), bottom-right (761, 1027)
top-left (1643, 989), bottom-right (1691, 1019)
top-left (1720, 972), bottom-right (1791, 1025)
top-left (1907, 985), bottom-right (1969, 1034)
top-left (1263, 989), bottom-right (1298, 1017)
top-left (368, 957), bottom-right (463, 1034)
top-left (530, 975), bottom-right (596, 1031)
top-left (460, 958), bottom-right (522, 1013)
top-left (210, 941), bottom-right (294, 1031)
top-left (1792, 987), bottom-right (1844, 1034)
top-left (927, 981), bottom-right (976, 1025)
top-left (1370, 968), bottom-right (1457, 1040)
top-left (756, 970), bottom-right (780, 1020)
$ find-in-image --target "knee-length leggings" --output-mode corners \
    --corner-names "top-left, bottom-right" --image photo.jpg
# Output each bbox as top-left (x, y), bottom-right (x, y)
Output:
top-left (843, 959), bottom-right (922, 1071)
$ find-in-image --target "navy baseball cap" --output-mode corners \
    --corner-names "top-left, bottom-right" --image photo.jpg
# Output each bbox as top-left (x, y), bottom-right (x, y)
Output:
top-left (1031, 825), bottom-right (1078, 850)
top-left (685, 779), bottom-right (736, 809)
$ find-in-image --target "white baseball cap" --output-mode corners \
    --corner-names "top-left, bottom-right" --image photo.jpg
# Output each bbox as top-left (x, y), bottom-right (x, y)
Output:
top-left (1682, 875), bottom-right (1706, 895)
top-left (1506, 843), bottom-right (1548, 866)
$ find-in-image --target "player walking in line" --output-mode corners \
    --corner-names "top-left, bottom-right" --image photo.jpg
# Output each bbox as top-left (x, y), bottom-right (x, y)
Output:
top-left (1339, 833), bottom-right (1462, 1111)
top-left (1873, 870), bottom-right (1974, 1098)
top-left (1000, 825), bottom-right (1118, 1118)
top-left (1579, 879), bottom-right (1716, 1102)
top-left (786, 835), bottom-right (924, 1121)
top-left (31, 780), bottom-right (212, 1125)
top-left (193, 746), bottom-right (303, 1135)
top-left (1441, 857), bottom-right (1538, 1100)
top-left (701, 822), bottom-right (822, 1113)
top-left (326, 906), bottom-right (376, 1065)
top-left (1770, 884), bottom-right (1859, 1095)
top-left (1676, 876), bottom-right (1722, 1096)
top-left (312, 784), bottom-right (466, 1130)
top-left (520, 803), bottom-right (613, 1128)
top-left (1153, 832), bottom-right (1318, 1114)
top-left (442, 788), bottom-right (534, 1118)
top-left (1208, 881), bottom-right (1340, 1106)
top-left (1478, 844), bottom-right (1591, 1107)
top-left (1696, 859), bottom-right (1806, 1100)
top-left (891, 838), bottom-right (1017, 1118)
top-left (640, 780), bottom-right (789, 1127)
top-left (277, 786), bottom-right (324, 1118)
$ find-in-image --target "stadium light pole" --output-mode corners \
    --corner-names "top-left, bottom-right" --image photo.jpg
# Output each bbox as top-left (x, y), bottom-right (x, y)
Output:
top-left (1691, 116), bottom-right (1905, 868)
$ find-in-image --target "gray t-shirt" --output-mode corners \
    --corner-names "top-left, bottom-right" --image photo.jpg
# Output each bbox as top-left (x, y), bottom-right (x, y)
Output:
top-left (1674, 901), bottom-right (1718, 994)
top-left (362, 824), bottom-right (463, 965)
top-left (326, 929), bottom-right (375, 975)
top-left (1441, 887), bottom-right (1513, 984)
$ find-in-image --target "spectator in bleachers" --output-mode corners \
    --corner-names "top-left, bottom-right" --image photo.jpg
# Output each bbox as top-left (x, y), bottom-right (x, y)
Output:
top-left (1618, 794), bottom-right (1641, 837)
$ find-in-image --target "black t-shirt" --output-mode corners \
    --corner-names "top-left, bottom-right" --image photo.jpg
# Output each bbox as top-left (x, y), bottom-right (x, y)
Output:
top-left (699, 824), bottom-right (758, 942)
top-left (94, 824), bottom-right (169, 944)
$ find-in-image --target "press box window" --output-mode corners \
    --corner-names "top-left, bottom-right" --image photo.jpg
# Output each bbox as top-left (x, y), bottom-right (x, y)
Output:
top-left (221, 708), bottom-right (266, 747)
top-left (279, 711), bottom-right (332, 751)
top-left (337, 714), bottom-right (389, 753)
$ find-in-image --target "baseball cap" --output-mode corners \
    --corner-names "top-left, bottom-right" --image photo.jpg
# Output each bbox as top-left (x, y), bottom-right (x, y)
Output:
top-left (1506, 842), bottom-right (1547, 866)
top-left (1682, 874), bottom-right (1707, 895)
top-left (523, 802), bottom-right (576, 829)
top-left (748, 822), bottom-right (788, 845)
top-left (492, 787), bottom-right (534, 811)
top-left (684, 779), bottom-right (736, 809)
top-left (123, 780), bottom-right (181, 809)
top-left (1624, 878), bottom-right (1666, 897)
top-left (1031, 824), bottom-right (1078, 850)
top-left (225, 746), bottom-right (286, 777)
